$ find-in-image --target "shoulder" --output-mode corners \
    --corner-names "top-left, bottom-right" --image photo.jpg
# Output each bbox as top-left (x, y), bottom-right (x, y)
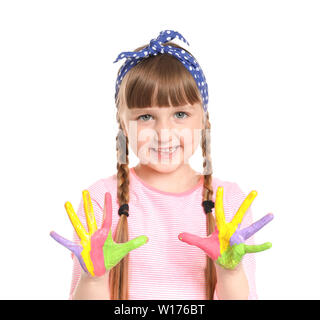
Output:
top-left (212, 176), bottom-right (245, 200)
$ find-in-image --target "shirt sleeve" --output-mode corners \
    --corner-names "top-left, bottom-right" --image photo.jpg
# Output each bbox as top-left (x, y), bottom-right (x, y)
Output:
top-left (229, 182), bottom-right (258, 300)
top-left (68, 190), bottom-right (104, 300)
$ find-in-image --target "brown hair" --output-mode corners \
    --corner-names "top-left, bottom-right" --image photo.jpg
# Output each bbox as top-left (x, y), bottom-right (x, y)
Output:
top-left (109, 41), bottom-right (217, 299)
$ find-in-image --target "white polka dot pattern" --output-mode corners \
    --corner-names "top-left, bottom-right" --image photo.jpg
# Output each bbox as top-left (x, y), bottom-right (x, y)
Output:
top-left (113, 30), bottom-right (209, 112)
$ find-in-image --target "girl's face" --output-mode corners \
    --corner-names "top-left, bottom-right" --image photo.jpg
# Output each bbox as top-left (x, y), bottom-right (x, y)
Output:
top-left (121, 102), bottom-right (205, 173)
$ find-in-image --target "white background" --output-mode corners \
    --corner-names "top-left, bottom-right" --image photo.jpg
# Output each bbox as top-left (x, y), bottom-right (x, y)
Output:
top-left (0, 0), bottom-right (319, 299)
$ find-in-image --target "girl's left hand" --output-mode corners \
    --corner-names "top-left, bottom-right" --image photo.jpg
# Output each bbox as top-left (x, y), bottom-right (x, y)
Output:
top-left (178, 186), bottom-right (273, 270)
top-left (50, 191), bottom-right (148, 276)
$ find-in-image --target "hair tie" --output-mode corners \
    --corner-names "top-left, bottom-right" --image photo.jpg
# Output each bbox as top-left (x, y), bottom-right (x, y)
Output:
top-left (118, 203), bottom-right (129, 217)
top-left (113, 29), bottom-right (209, 112)
top-left (202, 200), bottom-right (214, 214)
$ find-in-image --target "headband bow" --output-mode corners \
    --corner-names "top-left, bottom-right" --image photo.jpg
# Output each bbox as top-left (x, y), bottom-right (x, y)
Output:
top-left (113, 30), bottom-right (209, 112)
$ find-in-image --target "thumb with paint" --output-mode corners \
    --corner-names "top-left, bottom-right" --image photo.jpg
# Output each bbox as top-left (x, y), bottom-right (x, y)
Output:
top-left (50, 191), bottom-right (148, 277)
top-left (178, 186), bottom-right (274, 270)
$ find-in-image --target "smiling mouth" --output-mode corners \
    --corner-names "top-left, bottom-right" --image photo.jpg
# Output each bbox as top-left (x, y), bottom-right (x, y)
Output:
top-left (150, 146), bottom-right (180, 154)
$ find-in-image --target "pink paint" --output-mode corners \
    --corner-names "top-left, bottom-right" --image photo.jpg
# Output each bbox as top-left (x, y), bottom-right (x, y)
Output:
top-left (178, 226), bottom-right (221, 261)
top-left (90, 230), bottom-right (108, 276)
top-left (90, 192), bottom-right (113, 276)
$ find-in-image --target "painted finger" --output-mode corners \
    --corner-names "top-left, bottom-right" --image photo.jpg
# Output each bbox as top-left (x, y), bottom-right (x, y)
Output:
top-left (244, 242), bottom-right (272, 253)
top-left (125, 235), bottom-right (149, 251)
top-left (103, 234), bottom-right (149, 270)
top-left (179, 232), bottom-right (220, 260)
top-left (241, 213), bottom-right (274, 241)
top-left (214, 187), bottom-right (226, 229)
top-left (82, 190), bottom-right (98, 235)
top-left (178, 232), bottom-right (206, 248)
top-left (231, 190), bottom-right (257, 228)
top-left (101, 192), bottom-right (113, 231)
top-left (50, 231), bottom-right (77, 251)
top-left (229, 227), bottom-right (245, 246)
top-left (50, 231), bottom-right (88, 272)
top-left (65, 201), bottom-right (89, 242)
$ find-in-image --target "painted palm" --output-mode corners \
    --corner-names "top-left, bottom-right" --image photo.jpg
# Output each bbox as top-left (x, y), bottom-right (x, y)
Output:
top-left (50, 191), bottom-right (148, 276)
top-left (178, 187), bottom-right (273, 269)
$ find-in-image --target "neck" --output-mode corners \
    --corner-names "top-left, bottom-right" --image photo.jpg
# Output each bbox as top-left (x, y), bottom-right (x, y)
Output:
top-left (133, 163), bottom-right (202, 193)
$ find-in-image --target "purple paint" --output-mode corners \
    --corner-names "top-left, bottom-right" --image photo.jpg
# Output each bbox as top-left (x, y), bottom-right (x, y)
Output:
top-left (50, 231), bottom-right (88, 273)
top-left (230, 213), bottom-right (274, 246)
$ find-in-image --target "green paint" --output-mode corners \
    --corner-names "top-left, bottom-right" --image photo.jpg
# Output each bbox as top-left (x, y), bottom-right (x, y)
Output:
top-left (216, 242), bottom-right (272, 270)
top-left (103, 229), bottom-right (148, 270)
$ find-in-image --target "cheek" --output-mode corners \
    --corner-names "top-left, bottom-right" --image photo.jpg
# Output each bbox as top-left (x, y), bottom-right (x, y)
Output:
top-left (193, 128), bottom-right (202, 148)
top-left (128, 126), bottom-right (153, 155)
top-left (190, 117), bottom-right (204, 149)
top-left (179, 125), bottom-right (202, 151)
top-left (137, 127), bottom-right (153, 148)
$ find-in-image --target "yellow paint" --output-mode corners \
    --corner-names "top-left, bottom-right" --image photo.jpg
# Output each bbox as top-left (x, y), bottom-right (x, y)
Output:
top-left (83, 190), bottom-right (98, 235)
top-left (64, 190), bottom-right (98, 276)
top-left (215, 187), bottom-right (257, 254)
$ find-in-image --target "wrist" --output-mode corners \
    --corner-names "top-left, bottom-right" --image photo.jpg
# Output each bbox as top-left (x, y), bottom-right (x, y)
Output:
top-left (214, 261), bottom-right (249, 300)
top-left (214, 260), bottom-right (243, 276)
top-left (80, 268), bottom-right (110, 282)
top-left (74, 269), bottom-right (110, 300)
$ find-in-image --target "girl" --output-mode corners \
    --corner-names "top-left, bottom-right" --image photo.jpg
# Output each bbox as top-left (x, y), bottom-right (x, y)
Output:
top-left (52, 30), bottom-right (273, 300)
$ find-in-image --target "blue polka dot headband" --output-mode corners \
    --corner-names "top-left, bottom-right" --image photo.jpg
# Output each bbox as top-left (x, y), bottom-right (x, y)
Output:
top-left (113, 30), bottom-right (209, 112)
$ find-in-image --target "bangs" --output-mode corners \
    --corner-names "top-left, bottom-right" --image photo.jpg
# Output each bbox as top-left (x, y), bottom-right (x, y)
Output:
top-left (116, 43), bottom-right (202, 110)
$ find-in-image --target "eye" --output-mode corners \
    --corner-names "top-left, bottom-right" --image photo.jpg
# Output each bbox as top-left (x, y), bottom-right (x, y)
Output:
top-left (174, 111), bottom-right (189, 119)
top-left (137, 114), bottom-right (153, 121)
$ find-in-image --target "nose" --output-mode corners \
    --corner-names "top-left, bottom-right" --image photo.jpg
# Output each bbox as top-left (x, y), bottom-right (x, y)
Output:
top-left (152, 119), bottom-right (179, 147)
top-left (154, 116), bottom-right (173, 131)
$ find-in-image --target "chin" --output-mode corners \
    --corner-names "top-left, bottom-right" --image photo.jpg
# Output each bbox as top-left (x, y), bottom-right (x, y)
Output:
top-left (146, 162), bottom-right (183, 174)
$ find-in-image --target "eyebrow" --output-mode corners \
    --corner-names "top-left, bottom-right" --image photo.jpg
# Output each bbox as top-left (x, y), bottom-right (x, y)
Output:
top-left (130, 105), bottom-right (194, 113)
top-left (130, 108), bottom-right (153, 113)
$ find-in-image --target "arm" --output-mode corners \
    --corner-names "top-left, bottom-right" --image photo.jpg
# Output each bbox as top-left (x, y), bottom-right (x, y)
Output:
top-left (213, 183), bottom-right (258, 300)
top-left (214, 261), bottom-right (249, 300)
top-left (51, 191), bottom-right (148, 300)
top-left (68, 194), bottom-right (105, 299)
top-left (72, 269), bottom-right (110, 300)
top-left (179, 186), bottom-right (273, 300)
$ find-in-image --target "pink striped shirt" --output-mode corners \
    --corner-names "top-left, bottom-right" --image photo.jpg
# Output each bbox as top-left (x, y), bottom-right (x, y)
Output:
top-left (69, 167), bottom-right (257, 300)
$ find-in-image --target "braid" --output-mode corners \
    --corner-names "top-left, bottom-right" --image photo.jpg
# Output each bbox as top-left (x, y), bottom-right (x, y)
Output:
top-left (111, 105), bottom-right (217, 299)
top-left (109, 115), bottom-right (130, 300)
top-left (116, 128), bottom-right (130, 204)
top-left (201, 111), bottom-right (217, 300)
top-left (201, 113), bottom-right (213, 200)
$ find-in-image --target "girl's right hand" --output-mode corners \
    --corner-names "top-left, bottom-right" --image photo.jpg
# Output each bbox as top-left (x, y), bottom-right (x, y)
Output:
top-left (178, 187), bottom-right (273, 270)
top-left (50, 191), bottom-right (148, 277)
